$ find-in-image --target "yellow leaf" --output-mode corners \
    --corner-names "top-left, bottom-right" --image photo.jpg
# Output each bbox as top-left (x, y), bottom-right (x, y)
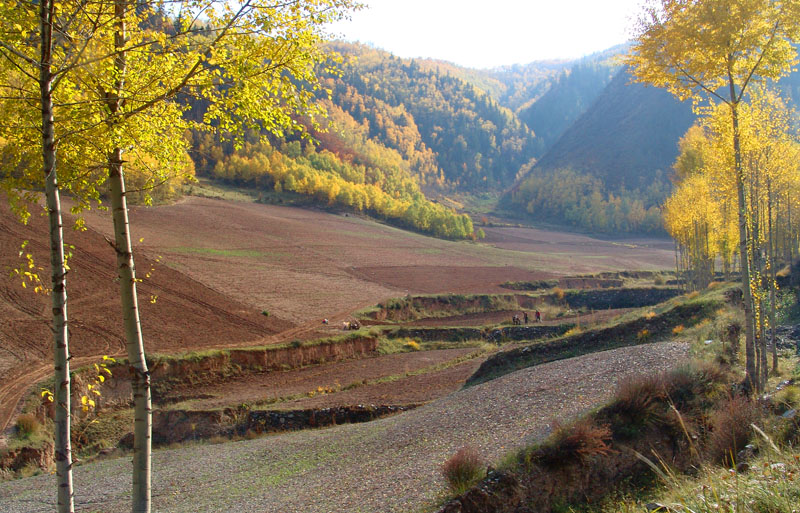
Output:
top-left (81, 396), bottom-right (88, 405)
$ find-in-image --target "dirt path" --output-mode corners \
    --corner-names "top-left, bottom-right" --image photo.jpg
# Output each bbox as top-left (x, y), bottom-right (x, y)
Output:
top-left (0, 341), bottom-right (690, 513)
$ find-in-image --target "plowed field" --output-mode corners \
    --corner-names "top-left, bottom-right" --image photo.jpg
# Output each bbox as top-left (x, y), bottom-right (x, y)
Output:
top-left (1, 194), bottom-right (674, 431)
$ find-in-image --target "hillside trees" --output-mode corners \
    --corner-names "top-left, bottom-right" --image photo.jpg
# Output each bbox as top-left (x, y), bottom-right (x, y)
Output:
top-left (508, 168), bottom-right (664, 233)
top-left (2, 0), bottom-right (357, 511)
top-left (665, 92), bottom-right (800, 387)
top-left (325, 42), bottom-right (542, 191)
top-left (208, 134), bottom-right (476, 239)
top-left (628, 0), bottom-right (800, 392)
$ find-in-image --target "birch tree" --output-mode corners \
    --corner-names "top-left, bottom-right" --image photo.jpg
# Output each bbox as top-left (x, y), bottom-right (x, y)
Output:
top-left (73, 1), bottom-right (358, 511)
top-left (626, 0), bottom-right (800, 392)
top-left (0, 2), bottom-right (113, 510)
top-left (2, 1), bottom-right (357, 511)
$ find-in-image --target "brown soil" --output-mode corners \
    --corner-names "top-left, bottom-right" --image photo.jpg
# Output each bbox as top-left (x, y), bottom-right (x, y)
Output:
top-left (1, 195), bottom-right (674, 432)
top-left (162, 347), bottom-right (481, 410)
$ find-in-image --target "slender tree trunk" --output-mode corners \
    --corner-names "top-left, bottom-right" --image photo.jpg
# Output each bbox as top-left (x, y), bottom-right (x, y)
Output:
top-left (40, 0), bottom-right (75, 510)
top-left (768, 179), bottom-right (778, 374)
top-left (730, 101), bottom-right (757, 393)
top-left (108, 2), bottom-right (151, 511)
top-left (109, 151), bottom-right (152, 513)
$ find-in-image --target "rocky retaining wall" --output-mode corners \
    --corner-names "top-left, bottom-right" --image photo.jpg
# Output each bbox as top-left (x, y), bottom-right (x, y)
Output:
top-left (369, 288), bottom-right (683, 323)
top-left (0, 441), bottom-right (54, 472)
top-left (387, 325), bottom-right (571, 343)
top-left (467, 299), bottom-right (720, 386)
top-left (142, 405), bottom-right (414, 445)
top-left (560, 287), bottom-right (682, 309)
top-left (65, 336), bottom-right (378, 414)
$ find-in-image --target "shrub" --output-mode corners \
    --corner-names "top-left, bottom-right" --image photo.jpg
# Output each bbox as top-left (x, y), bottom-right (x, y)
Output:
top-left (404, 340), bottom-right (421, 351)
top-left (15, 414), bottom-right (40, 438)
top-left (604, 374), bottom-right (666, 438)
top-left (662, 361), bottom-right (728, 411)
top-left (552, 287), bottom-right (565, 301)
top-left (672, 324), bottom-right (685, 335)
top-left (774, 385), bottom-right (800, 414)
top-left (261, 310), bottom-right (269, 317)
top-left (653, 275), bottom-right (665, 285)
top-left (637, 329), bottom-right (651, 342)
top-left (534, 418), bottom-right (613, 467)
top-left (442, 446), bottom-right (485, 495)
top-left (707, 395), bottom-right (761, 466)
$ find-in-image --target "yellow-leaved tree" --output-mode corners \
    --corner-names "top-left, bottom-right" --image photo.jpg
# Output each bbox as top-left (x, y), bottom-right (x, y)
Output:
top-left (1, 0), bottom-right (358, 512)
top-left (626, 0), bottom-right (800, 393)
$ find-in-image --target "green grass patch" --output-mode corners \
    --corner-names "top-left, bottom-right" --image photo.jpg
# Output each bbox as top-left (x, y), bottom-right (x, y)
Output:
top-left (166, 246), bottom-right (287, 259)
top-left (466, 287), bottom-right (726, 386)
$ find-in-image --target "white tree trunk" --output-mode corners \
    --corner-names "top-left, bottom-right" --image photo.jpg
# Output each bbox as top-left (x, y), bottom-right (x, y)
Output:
top-left (109, 149), bottom-right (152, 513)
top-left (40, 0), bottom-right (74, 509)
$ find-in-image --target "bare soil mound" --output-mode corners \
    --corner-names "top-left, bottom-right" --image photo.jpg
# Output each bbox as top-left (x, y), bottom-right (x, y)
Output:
top-left (161, 347), bottom-right (482, 410)
top-left (0, 199), bottom-right (290, 430)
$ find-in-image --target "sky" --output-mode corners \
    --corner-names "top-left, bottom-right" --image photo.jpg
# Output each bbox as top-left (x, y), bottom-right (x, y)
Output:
top-left (326, 0), bottom-right (645, 69)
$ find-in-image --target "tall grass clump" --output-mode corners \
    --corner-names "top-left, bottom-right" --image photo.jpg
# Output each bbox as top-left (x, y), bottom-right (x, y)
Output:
top-left (603, 373), bottom-right (666, 439)
top-left (707, 395), bottom-right (762, 466)
top-left (604, 452), bottom-right (800, 513)
top-left (442, 446), bottom-right (485, 495)
top-left (530, 418), bottom-right (613, 468)
top-left (15, 414), bottom-right (40, 438)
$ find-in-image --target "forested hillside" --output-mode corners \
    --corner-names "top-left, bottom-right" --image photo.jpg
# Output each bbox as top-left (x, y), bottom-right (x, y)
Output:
top-left (517, 60), bottom-right (618, 151)
top-left (506, 69), bottom-right (697, 233)
top-left (326, 42), bottom-right (544, 190)
top-left (185, 41), bottom-right (800, 237)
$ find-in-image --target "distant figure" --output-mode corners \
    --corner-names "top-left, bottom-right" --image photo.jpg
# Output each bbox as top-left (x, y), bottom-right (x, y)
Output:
top-left (323, 318), bottom-right (329, 325)
top-left (535, 310), bottom-right (541, 323)
top-left (512, 315), bottom-right (520, 325)
top-left (351, 320), bottom-right (360, 330)
top-left (342, 321), bottom-right (350, 330)
top-left (523, 311), bottom-right (529, 324)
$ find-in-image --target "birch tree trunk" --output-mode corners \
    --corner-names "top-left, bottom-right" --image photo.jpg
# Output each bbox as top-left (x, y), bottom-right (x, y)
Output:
top-left (109, 150), bottom-right (152, 513)
top-left (730, 100), bottom-right (757, 393)
top-left (108, 2), bottom-right (151, 510)
top-left (39, 0), bottom-right (75, 510)
top-left (768, 181), bottom-right (778, 374)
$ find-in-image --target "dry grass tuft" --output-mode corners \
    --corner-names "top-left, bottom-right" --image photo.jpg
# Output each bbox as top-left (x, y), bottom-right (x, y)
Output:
top-left (707, 395), bottom-right (761, 466)
top-left (15, 414), bottom-right (40, 438)
top-left (534, 418), bottom-right (613, 467)
top-left (442, 446), bottom-right (485, 495)
top-left (604, 373), bottom-right (666, 438)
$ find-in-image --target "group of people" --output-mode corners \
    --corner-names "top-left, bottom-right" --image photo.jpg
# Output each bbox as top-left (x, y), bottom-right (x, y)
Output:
top-left (513, 310), bottom-right (542, 325)
top-left (322, 318), bottom-right (361, 330)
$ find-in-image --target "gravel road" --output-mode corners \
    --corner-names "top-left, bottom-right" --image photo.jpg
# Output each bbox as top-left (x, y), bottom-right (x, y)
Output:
top-left (0, 341), bottom-right (689, 513)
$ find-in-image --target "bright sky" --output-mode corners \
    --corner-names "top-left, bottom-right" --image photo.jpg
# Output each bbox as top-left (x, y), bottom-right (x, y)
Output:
top-left (327, 0), bottom-right (644, 69)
